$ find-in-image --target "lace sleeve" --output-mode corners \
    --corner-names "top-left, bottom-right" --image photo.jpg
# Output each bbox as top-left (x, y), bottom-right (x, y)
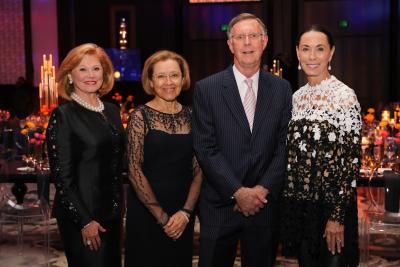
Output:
top-left (126, 108), bottom-right (169, 225)
top-left (46, 108), bottom-right (92, 228)
top-left (327, 91), bottom-right (361, 224)
top-left (181, 156), bottom-right (202, 212)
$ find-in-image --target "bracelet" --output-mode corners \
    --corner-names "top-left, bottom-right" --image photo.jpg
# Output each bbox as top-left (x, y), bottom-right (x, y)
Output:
top-left (180, 208), bottom-right (193, 215)
top-left (82, 221), bottom-right (93, 229)
top-left (179, 210), bottom-right (190, 223)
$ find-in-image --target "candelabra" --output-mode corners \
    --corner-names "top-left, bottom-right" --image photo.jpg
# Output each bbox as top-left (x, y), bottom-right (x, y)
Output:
top-left (119, 18), bottom-right (127, 49)
top-left (270, 59), bottom-right (283, 78)
top-left (39, 54), bottom-right (58, 114)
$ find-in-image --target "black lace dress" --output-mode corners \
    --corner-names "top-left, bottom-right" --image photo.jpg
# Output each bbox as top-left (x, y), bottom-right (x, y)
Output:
top-left (281, 76), bottom-right (362, 266)
top-left (124, 105), bottom-right (201, 267)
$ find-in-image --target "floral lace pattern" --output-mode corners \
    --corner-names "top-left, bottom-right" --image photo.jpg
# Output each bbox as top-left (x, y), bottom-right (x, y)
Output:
top-left (284, 75), bottom-right (361, 223)
top-left (281, 76), bottom-right (361, 260)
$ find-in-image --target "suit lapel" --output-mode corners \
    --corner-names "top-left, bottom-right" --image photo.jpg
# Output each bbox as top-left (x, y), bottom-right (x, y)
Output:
top-left (252, 71), bottom-right (275, 134)
top-left (221, 67), bottom-right (251, 133)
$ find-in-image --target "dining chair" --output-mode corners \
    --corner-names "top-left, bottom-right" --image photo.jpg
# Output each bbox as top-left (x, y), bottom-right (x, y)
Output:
top-left (0, 180), bottom-right (51, 264)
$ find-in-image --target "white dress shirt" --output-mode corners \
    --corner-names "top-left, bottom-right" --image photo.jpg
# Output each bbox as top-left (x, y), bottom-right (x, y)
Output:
top-left (232, 65), bottom-right (260, 103)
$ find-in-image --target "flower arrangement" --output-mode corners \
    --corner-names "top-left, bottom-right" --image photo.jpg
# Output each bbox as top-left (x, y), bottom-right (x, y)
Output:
top-left (112, 92), bottom-right (123, 104)
top-left (19, 115), bottom-right (48, 168)
top-left (361, 104), bottom-right (400, 170)
top-left (363, 108), bottom-right (375, 124)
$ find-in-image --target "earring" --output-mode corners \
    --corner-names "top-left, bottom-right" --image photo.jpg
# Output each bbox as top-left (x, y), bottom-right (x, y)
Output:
top-left (328, 61), bottom-right (332, 71)
top-left (298, 61), bottom-right (302, 70)
top-left (68, 74), bottom-right (73, 84)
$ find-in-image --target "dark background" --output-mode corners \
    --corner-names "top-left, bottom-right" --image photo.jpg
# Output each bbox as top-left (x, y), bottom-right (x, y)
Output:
top-left (1, 0), bottom-right (399, 118)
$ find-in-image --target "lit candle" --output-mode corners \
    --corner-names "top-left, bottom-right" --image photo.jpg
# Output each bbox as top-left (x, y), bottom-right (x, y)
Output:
top-left (39, 83), bottom-right (44, 113)
top-left (44, 71), bottom-right (48, 86)
top-left (48, 54), bottom-right (52, 70)
top-left (55, 82), bottom-right (58, 99)
top-left (361, 136), bottom-right (369, 145)
top-left (40, 66), bottom-right (44, 82)
top-left (382, 110), bottom-right (390, 121)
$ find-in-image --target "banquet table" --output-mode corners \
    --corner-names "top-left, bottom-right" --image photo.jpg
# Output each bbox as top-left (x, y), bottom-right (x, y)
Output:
top-left (0, 159), bottom-right (50, 204)
top-left (0, 159), bottom-right (385, 204)
top-left (0, 160), bottom-right (132, 204)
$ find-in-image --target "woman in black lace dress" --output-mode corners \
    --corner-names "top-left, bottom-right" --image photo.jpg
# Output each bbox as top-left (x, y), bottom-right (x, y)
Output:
top-left (46, 43), bottom-right (125, 267)
top-left (124, 50), bottom-right (202, 267)
top-left (281, 25), bottom-right (362, 266)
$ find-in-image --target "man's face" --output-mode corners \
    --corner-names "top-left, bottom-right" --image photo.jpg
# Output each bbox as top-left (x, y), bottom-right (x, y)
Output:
top-left (227, 19), bottom-right (268, 73)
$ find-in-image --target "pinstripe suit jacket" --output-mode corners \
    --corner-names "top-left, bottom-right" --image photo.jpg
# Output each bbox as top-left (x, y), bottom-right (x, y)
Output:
top-left (192, 66), bottom-right (292, 227)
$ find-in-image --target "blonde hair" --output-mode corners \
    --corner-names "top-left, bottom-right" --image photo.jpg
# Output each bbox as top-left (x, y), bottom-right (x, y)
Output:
top-left (141, 50), bottom-right (190, 95)
top-left (57, 43), bottom-right (114, 100)
top-left (227, 13), bottom-right (267, 39)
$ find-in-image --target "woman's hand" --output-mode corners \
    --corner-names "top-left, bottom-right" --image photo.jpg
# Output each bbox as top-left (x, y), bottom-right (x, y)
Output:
top-left (324, 220), bottom-right (344, 255)
top-left (81, 220), bottom-right (106, 251)
top-left (163, 211), bottom-right (189, 240)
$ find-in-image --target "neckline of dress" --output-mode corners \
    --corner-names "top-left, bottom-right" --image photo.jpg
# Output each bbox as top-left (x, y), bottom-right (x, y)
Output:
top-left (144, 104), bottom-right (184, 115)
top-left (306, 75), bottom-right (336, 89)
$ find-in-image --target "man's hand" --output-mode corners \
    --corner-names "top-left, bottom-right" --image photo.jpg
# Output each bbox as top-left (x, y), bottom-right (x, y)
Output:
top-left (233, 186), bottom-right (268, 216)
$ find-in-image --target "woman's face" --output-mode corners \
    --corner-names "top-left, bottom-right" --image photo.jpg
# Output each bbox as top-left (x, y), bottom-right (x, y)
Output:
top-left (150, 59), bottom-right (183, 102)
top-left (70, 54), bottom-right (104, 96)
top-left (296, 31), bottom-right (335, 83)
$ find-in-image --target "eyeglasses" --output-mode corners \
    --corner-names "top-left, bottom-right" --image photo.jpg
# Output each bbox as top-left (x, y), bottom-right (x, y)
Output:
top-left (231, 33), bottom-right (264, 42)
top-left (152, 72), bottom-right (182, 83)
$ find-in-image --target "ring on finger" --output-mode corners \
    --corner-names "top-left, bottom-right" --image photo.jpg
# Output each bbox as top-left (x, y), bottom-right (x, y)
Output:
top-left (87, 240), bottom-right (92, 245)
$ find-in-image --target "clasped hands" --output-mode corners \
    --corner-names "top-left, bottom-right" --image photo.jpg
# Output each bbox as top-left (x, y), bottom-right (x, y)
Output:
top-left (163, 211), bottom-right (189, 241)
top-left (81, 220), bottom-right (106, 251)
top-left (233, 185), bottom-right (268, 217)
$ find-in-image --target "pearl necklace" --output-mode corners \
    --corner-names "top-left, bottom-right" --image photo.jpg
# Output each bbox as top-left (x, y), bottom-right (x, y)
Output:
top-left (71, 92), bottom-right (104, 113)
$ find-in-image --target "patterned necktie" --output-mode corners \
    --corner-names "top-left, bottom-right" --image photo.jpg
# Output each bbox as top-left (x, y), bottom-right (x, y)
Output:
top-left (243, 78), bottom-right (256, 131)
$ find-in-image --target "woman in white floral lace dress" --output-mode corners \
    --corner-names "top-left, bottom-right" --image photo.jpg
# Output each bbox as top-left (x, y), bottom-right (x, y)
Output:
top-left (281, 25), bottom-right (362, 267)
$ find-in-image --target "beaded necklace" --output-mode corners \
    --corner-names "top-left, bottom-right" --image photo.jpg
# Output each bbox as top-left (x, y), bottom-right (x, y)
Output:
top-left (71, 92), bottom-right (104, 113)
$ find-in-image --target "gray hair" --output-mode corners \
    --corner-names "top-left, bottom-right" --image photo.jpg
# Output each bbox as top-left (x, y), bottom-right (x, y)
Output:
top-left (226, 13), bottom-right (268, 39)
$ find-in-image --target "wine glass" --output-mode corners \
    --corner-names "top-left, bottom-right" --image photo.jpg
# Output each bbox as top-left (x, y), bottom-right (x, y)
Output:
top-left (373, 144), bottom-right (382, 168)
top-left (385, 137), bottom-right (396, 162)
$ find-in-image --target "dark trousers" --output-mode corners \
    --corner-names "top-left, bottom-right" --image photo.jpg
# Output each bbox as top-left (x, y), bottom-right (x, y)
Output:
top-left (199, 222), bottom-right (278, 267)
top-left (298, 239), bottom-right (346, 267)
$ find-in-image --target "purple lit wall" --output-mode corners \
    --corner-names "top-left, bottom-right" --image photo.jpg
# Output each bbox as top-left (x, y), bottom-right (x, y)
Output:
top-left (0, 0), bottom-right (26, 84)
top-left (31, 0), bottom-right (58, 86)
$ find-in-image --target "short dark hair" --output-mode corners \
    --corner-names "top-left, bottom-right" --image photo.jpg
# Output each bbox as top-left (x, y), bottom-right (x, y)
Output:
top-left (296, 24), bottom-right (335, 48)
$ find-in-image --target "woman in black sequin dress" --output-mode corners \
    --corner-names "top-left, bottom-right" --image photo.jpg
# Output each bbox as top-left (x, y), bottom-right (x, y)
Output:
top-left (124, 50), bottom-right (202, 267)
top-left (46, 43), bottom-right (125, 267)
top-left (281, 26), bottom-right (362, 267)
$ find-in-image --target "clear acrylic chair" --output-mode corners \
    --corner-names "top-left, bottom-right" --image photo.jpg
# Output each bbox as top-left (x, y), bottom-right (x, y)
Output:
top-left (0, 179), bottom-right (51, 264)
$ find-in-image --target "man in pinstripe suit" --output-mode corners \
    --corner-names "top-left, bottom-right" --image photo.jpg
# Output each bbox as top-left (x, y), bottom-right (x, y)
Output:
top-left (192, 13), bottom-right (292, 267)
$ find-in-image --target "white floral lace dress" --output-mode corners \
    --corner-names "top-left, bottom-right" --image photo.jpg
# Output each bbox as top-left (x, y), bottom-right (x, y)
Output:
top-left (281, 76), bottom-right (362, 265)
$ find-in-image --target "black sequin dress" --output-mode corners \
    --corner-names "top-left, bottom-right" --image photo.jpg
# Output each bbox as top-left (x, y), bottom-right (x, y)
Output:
top-left (46, 101), bottom-right (125, 267)
top-left (124, 105), bottom-right (201, 267)
top-left (281, 76), bottom-right (362, 266)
